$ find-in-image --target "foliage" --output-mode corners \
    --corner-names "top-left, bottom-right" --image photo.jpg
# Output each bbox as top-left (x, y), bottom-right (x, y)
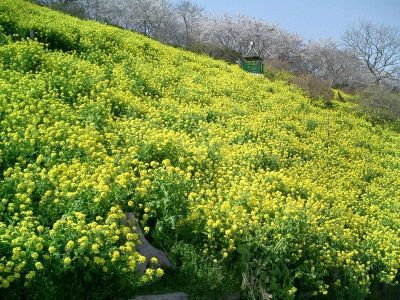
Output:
top-left (264, 60), bottom-right (296, 83)
top-left (265, 62), bottom-right (335, 104)
top-left (170, 242), bottom-right (235, 296)
top-left (290, 73), bottom-right (334, 102)
top-left (0, 1), bottom-right (400, 299)
top-left (357, 86), bottom-right (400, 123)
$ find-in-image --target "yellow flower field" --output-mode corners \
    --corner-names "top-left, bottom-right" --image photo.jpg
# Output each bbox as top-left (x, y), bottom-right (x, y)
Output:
top-left (0, 1), bottom-right (399, 299)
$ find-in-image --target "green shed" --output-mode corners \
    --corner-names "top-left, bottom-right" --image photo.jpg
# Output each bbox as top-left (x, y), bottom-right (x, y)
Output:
top-left (240, 41), bottom-right (264, 74)
top-left (241, 56), bottom-right (264, 74)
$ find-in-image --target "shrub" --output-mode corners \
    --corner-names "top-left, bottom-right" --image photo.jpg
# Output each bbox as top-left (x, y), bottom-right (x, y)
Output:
top-left (169, 242), bottom-right (233, 295)
top-left (264, 59), bottom-right (296, 82)
top-left (357, 86), bottom-right (400, 122)
top-left (290, 73), bottom-right (334, 101)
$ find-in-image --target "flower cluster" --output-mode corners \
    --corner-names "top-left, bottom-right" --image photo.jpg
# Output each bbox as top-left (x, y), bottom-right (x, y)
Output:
top-left (0, 0), bottom-right (399, 299)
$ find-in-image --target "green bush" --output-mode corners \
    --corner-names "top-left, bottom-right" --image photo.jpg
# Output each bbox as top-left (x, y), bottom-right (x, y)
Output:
top-left (170, 242), bottom-right (236, 297)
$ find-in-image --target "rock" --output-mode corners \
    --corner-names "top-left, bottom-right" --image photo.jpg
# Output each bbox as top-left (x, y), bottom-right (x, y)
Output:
top-left (123, 213), bottom-right (175, 274)
top-left (226, 294), bottom-right (241, 300)
top-left (132, 292), bottom-right (188, 300)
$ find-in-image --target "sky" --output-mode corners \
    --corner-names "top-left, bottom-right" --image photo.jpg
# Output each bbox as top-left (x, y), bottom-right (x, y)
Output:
top-left (183, 0), bottom-right (400, 42)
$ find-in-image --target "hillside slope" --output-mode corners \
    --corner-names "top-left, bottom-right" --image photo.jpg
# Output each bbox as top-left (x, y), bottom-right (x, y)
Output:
top-left (0, 1), bottom-right (399, 299)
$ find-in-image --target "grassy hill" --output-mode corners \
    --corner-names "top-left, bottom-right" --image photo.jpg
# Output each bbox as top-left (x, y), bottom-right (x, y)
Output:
top-left (0, 1), bottom-right (399, 299)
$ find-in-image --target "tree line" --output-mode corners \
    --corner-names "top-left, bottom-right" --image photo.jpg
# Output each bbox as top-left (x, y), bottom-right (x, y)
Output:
top-left (34, 0), bottom-right (400, 117)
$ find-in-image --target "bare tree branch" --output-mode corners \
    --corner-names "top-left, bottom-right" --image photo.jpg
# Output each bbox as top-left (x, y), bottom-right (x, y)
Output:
top-left (343, 20), bottom-right (400, 86)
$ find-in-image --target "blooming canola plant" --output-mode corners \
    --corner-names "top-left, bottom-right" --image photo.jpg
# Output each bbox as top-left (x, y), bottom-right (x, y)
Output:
top-left (0, 1), bottom-right (399, 298)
